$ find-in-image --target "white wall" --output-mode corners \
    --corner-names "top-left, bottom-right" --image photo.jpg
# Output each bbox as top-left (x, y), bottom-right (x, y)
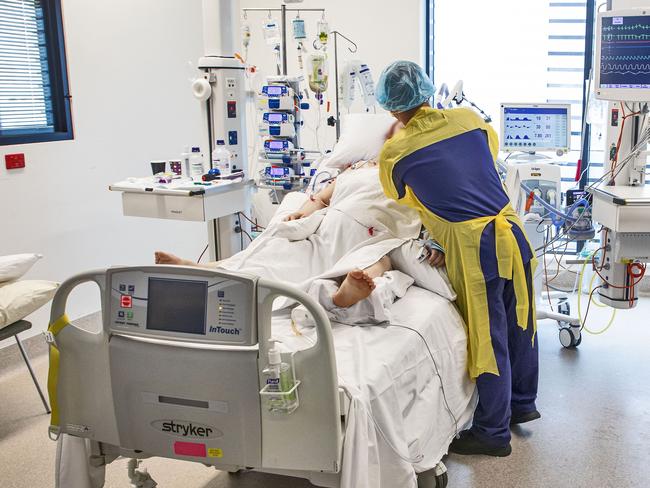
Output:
top-left (0, 0), bottom-right (206, 343)
top-left (0, 0), bottom-right (424, 345)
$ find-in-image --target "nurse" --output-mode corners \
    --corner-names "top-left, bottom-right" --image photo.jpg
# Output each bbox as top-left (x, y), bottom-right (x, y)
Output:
top-left (376, 60), bottom-right (539, 457)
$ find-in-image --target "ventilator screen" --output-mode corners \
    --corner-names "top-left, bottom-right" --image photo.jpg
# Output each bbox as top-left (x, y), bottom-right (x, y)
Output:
top-left (501, 105), bottom-right (569, 152)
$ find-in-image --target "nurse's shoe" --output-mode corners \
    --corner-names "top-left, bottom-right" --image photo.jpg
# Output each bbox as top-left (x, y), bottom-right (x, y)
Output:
top-left (448, 430), bottom-right (512, 457)
top-left (510, 410), bottom-right (541, 425)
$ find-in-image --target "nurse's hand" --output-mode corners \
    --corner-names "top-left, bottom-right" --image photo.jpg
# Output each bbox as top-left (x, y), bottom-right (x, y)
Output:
top-left (428, 249), bottom-right (445, 267)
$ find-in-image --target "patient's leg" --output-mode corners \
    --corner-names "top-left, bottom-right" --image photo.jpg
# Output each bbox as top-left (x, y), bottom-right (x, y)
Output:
top-left (154, 251), bottom-right (221, 268)
top-left (332, 255), bottom-right (393, 308)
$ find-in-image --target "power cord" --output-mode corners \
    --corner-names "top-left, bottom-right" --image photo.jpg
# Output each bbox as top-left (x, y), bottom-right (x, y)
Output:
top-left (386, 323), bottom-right (460, 439)
top-left (197, 245), bottom-right (209, 263)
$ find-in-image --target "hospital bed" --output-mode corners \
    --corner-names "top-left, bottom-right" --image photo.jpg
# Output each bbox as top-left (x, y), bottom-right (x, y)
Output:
top-left (47, 265), bottom-right (475, 488)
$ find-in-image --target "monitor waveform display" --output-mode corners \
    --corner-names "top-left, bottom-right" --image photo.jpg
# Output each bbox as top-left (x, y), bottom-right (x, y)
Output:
top-left (501, 106), bottom-right (568, 151)
top-left (600, 15), bottom-right (650, 89)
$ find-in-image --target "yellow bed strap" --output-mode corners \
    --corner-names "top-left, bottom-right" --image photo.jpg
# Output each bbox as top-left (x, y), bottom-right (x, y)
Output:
top-left (46, 314), bottom-right (71, 436)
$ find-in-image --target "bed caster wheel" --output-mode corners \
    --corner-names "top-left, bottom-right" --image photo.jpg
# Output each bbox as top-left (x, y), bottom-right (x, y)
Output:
top-left (559, 327), bottom-right (581, 348)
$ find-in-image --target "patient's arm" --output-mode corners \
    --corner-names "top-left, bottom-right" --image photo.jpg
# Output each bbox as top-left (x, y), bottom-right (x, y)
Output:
top-left (285, 178), bottom-right (337, 221)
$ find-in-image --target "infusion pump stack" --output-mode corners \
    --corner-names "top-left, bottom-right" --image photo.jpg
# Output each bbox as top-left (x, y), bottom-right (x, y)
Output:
top-left (590, 7), bottom-right (650, 309)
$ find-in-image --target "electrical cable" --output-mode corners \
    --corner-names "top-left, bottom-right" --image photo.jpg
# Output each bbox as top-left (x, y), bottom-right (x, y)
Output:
top-left (240, 228), bottom-right (254, 243)
top-left (293, 316), bottom-right (441, 464)
top-left (238, 211), bottom-right (265, 230)
top-left (386, 323), bottom-right (460, 438)
top-left (338, 384), bottom-right (425, 464)
top-left (197, 244), bottom-right (209, 263)
top-left (576, 252), bottom-right (616, 333)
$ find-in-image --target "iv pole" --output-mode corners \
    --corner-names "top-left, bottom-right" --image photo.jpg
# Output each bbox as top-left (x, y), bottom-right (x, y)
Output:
top-left (241, 6), bottom-right (326, 76)
top-left (327, 31), bottom-right (358, 141)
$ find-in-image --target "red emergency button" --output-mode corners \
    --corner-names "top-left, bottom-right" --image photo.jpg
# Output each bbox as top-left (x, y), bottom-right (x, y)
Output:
top-left (120, 295), bottom-right (132, 308)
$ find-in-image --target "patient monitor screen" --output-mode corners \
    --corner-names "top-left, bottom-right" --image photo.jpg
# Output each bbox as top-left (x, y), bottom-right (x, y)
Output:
top-left (599, 14), bottom-right (650, 90)
top-left (501, 105), bottom-right (569, 152)
top-left (146, 278), bottom-right (207, 335)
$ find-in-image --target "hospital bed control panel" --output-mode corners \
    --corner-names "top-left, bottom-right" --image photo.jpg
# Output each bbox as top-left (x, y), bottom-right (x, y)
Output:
top-left (106, 267), bottom-right (257, 345)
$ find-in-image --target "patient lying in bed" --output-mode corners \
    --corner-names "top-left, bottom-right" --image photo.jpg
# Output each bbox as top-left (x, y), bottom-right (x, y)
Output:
top-left (156, 161), bottom-right (453, 321)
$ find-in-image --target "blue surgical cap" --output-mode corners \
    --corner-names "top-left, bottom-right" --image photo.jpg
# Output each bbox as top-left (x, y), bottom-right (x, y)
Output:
top-left (376, 61), bottom-right (435, 113)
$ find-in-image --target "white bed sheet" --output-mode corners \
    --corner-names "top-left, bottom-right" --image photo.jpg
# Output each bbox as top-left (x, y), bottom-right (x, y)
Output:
top-left (274, 286), bottom-right (476, 488)
top-left (56, 286), bottom-right (475, 488)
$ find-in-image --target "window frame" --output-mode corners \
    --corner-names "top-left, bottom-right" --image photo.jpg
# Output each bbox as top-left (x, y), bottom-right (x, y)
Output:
top-left (0, 0), bottom-right (73, 146)
top-left (423, 0), bottom-right (596, 191)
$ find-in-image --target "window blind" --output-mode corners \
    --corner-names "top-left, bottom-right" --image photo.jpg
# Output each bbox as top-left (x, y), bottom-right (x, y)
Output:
top-left (0, 0), bottom-right (53, 135)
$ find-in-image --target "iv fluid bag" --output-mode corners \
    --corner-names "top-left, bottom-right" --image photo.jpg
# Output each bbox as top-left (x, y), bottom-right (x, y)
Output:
top-left (317, 19), bottom-right (329, 45)
top-left (340, 62), bottom-right (357, 109)
top-left (292, 18), bottom-right (307, 40)
top-left (357, 63), bottom-right (376, 107)
top-left (263, 20), bottom-right (281, 46)
top-left (308, 52), bottom-right (328, 93)
top-left (242, 22), bottom-right (251, 48)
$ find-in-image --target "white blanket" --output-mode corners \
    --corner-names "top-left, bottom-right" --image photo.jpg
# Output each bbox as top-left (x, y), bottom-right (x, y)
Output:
top-left (274, 286), bottom-right (476, 488)
top-left (218, 166), bottom-right (422, 298)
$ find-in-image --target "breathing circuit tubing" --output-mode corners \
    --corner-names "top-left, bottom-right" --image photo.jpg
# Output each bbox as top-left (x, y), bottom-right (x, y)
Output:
top-left (519, 181), bottom-right (590, 228)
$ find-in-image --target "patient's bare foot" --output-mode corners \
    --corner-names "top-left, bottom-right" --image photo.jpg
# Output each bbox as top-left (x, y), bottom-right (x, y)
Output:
top-left (155, 251), bottom-right (194, 266)
top-left (332, 269), bottom-right (376, 308)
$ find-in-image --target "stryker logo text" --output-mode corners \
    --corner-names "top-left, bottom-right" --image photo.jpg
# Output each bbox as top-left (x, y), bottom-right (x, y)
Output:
top-left (209, 325), bottom-right (241, 335)
top-left (151, 420), bottom-right (221, 439)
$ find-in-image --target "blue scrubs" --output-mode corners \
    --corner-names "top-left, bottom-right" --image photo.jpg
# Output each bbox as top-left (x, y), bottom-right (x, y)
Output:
top-left (472, 222), bottom-right (539, 447)
top-left (393, 128), bottom-right (539, 445)
top-left (380, 107), bottom-right (539, 447)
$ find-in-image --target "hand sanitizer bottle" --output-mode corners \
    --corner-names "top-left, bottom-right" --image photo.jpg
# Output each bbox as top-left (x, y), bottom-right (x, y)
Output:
top-left (262, 339), bottom-right (297, 413)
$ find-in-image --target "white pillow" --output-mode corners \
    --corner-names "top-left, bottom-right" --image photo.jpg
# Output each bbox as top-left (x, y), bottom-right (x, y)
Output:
top-left (319, 113), bottom-right (396, 170)
top-left (389, 241), bottom-right (456, 301)
top-left (0, 254), bottom-right (42, 283)
top-left (0, 280), bottom-right (59, 329)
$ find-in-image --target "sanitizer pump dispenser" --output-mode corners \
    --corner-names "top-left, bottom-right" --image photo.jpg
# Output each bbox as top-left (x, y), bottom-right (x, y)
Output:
top-left (261, 339), bottom-right (298, 413)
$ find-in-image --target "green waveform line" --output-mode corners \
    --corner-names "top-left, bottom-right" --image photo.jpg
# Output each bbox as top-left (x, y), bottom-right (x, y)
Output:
top-left (601, 55), bottom-right (650, 61)
top-left (603, 24), bottom-right (650, 32)
top-left (602, 33), bottom-right (650, 41)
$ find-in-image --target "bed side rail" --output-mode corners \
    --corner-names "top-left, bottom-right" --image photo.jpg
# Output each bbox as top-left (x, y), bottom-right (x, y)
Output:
top-left (256, 279), bottom-right (342, 473)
